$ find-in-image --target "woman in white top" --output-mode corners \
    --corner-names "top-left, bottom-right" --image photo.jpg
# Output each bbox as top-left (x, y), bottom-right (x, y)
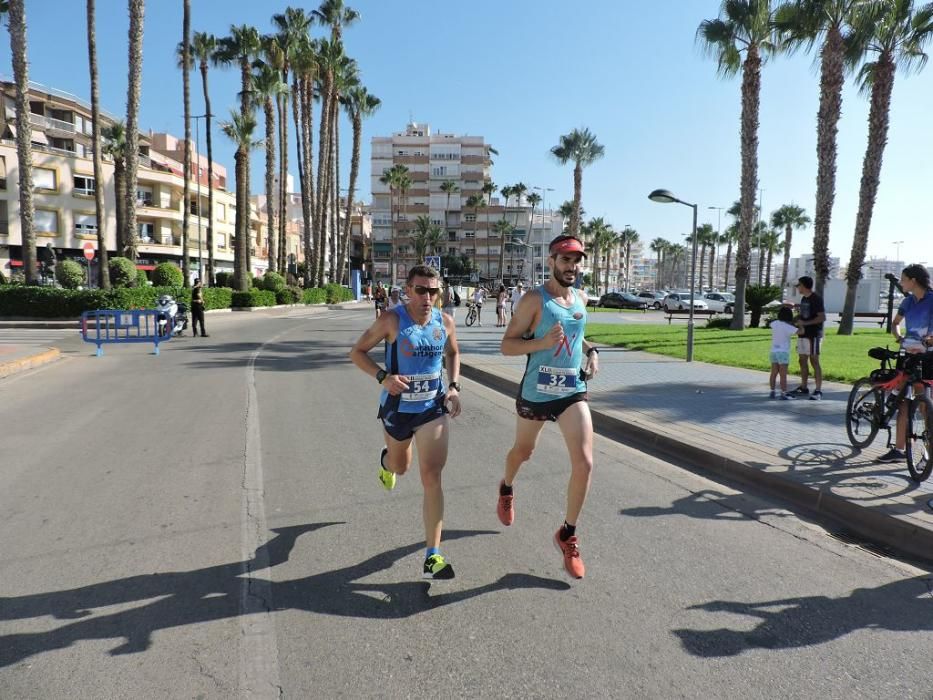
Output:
top-left (471, 287), bottom-right (486, 326)
top-left (769, 305), bottom-right (799, 399)
top-left (387, 287), bottom-right (403, 310)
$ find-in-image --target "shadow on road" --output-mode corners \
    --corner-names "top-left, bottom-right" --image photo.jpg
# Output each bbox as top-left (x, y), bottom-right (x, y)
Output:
top-left (0, 524), bottom-right (568, 667)
top-left (673, 575), bottom-right (933, 657)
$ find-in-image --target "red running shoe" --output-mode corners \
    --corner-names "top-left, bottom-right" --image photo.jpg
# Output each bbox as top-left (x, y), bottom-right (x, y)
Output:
top-left (496, 481), bottom-right (514, 526)
top-left (554, 529), bottom-right (585, 579)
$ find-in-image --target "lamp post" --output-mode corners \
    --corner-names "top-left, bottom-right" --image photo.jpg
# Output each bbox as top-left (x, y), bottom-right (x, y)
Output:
top-left (893, 240), bottom-right (904, 265)
top-left (650, 189), bottom-right (698, 362)
top-left (191, 113), bottom-right (212, 280)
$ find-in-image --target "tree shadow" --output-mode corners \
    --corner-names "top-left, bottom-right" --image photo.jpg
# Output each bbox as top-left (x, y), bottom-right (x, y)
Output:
top-left (0, 524), bottom-right (567, 667)
top-left (622, 488), bottom-right (796, 523)
top-left (673, 575), bottom-right (933, 657)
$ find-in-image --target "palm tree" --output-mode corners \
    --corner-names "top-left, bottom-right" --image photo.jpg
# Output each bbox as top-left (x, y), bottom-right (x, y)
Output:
top-left (465, 194), bottom-right (483, 276)
top-left (313, 0), bottom-right (360, 41)
top-left (221, 109), bottom-right (262, 291)
top-left (329, 55), bottom-right (359, 282)
top-left (291, 34), bottom-right (319, 287)
top-left (86, 0), bottom-right (109, 288)
top-left (770, 203), bottom-right (810, 287)
top-left (763, 229), bottom-right (784, 285)
top-left (511, 181), bottom-right (528, 231)
top-left (588, 218), bottom-right (615, 295)
top-left (252, 63), bottom-right (288, 274)
top-left (650, 237), bottom-right (667, 290)
top-left (493, 218), bottom-right (514, 283)
top-left (123, 0), bottom-right (145, 263)
top-left (694, 223), bottom-right (716, 293)
top-left (699, 0), bottom-right (777, 329)
top-left (721, 223), bottom-right (739, 288)
top-left (312, 38), bottom-right (341, 284)
top-left (181, 0), bottom-right (191, 287)
top-left (192, 31), bottom-right (217, 285)
top-left (215, 24), bottom-right (261, 274)
top-left (102, 122), bottom-right (128, 256)
top-left (440, 179), bottom-right (459, 239)
top-left (839, 0), bottom-right (933, 334)
top-left (775, 0), bottom-right (859, 296)
top-left (550, 128), bottom-right (604, 238)
top-left (340, 85), bottom-right (380, 284)
top-left (380, 164), bottom-right (409, 284)
top-left (412, 215), bottom-right (433, 261)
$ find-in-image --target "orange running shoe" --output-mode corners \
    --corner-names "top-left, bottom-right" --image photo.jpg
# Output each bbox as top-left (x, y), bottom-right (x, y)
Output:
top-left (554, 529), bottom-right (585, 579)
top-left (496, 481), bottom-right (514, 526)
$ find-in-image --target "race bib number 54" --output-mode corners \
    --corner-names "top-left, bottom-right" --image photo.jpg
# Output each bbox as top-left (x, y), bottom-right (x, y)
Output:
top-left (536, 365), bottom-right (577, 396)
top-left (401, 372), bottom-right (441, 402)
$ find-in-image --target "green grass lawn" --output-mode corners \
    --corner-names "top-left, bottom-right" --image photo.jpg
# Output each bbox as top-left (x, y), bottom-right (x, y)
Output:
top-left (586, 323), bottom-right (895, 384)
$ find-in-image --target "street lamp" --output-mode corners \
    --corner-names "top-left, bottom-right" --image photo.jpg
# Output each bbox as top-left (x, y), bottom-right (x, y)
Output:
top-left (649, 189), bottom-right (699, 362)
top-left (893, 240), bottom-right (904, 264)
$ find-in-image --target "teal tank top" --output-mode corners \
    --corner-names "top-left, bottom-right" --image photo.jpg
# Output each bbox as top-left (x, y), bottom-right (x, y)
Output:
top-left (519, 286), bottom-right (587, 403)
top-left (381, 306), bottom-right (447, 414)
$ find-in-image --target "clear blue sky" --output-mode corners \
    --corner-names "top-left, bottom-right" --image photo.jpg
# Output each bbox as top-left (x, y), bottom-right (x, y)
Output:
top-left (13, 0), bottom-right (933, 266)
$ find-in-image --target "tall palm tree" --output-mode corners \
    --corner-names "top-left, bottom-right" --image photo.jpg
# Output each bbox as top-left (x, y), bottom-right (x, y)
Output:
top-left (86, 0), bottom-right (109, 288)
top-left (181, 0), bottom-right (191, 287)
top-left (549, 128), bottom-right (604, 238)
top-left (291, 34), bottom-right (319, 287)
top-left (760, 229), bottom-right (783, 285)
top-left (252, 63), bottom-right (288, 274)
top-left (775, 0), bottom-right (859, 296)
top-left (721, 222), bottom-right (739, 288)
top-left (221, 110), bottom-right (261, 291)
top-left (465, 194), bottom-right (483, 276)
top-left (102, 122), bottom-right (128, 256)
top-left (330, 55), bottom-right (359, 282)
top-left (493, 218), bottom-right (514, 283)
top-left (313, 0), bottom-right (360, 41)
top-left (619, 226), bottom-right (640, 291)
top-left (694, 223), bottom-right (716, 293)
top-left (260, 32), bottom-right (287, 272)
top-left (480, 180), bottom-right (495, 244)
top-left (312, 38), bottom-right (342, 283)
top-left (650, 237), bottom-right (666, 290)
top-left (215, 24), bottom-right (261, 274)
top-left (192, 31), bottom-right (217, 285)
top-left (699, 0), bottom-right (777, 329)
top-left (770, 203), bottom-right (810, 287)
top-left (440, 179), bottom-right (459, 239)
top-left (123, 0), bottom-right (145, 263)
top-left (511, 181), bottom-right (528, 232)
top-left (588, 218), bottom-right (615, 295)
top-left (380, 164), bottom-right (408, 284)
top-left (839, 0), bottom-right (933, 334)
top-left (340, 85), bottom-right (380, 283)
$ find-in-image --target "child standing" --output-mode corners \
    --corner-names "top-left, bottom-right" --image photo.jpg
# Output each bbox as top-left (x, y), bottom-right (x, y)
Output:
top-left (770, 305), bottom-right (798, 399)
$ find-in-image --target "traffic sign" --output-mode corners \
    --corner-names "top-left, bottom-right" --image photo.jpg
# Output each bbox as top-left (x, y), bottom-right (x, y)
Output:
top-left (470, 272), bottom-right (479, 283)
top-left (424, 255), bottom-right (441, 271)
top-left (83, 242), bottom-right (95, 260)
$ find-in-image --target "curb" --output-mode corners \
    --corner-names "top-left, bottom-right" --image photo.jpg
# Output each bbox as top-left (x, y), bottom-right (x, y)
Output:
top-left (0, 347), bottom-right (61, 379)
top-left (459, 361), bottom-right (933, 566)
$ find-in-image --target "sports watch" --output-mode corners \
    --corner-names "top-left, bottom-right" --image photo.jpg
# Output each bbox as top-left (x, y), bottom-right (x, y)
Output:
top-left (448, 381), bottom-right (461, 392)
top-left (586, 347), bottom-right (599, 357)
top-left (375, 369), bottom-right (388, 384)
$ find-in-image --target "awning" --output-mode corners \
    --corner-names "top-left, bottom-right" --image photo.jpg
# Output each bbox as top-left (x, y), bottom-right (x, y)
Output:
top-left (30, 130), bottom-right (48, 145)
top-left (136, 264), bottom-right (156, 271)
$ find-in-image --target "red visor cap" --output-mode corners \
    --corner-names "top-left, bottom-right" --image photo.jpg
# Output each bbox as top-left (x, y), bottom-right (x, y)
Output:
top-left (549, 238), bottom-right (587, 258)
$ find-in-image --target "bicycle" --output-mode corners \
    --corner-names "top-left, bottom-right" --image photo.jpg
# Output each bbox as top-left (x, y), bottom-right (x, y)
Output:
top-left (464, 300), bottom-right (478, 327)
top-left (845, 347), bottom-right (933, 482)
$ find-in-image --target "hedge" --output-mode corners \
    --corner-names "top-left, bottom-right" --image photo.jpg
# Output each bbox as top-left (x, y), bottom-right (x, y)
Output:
top-left (262, 271), bottom-right (286, 293)
top-left (109, 257), bottom-right (138, 288)
top-left (231, 288), bottom-right (276, 308)
top-left (152, 262), bottom-right (183, 287)
top-left (302, 288), bottom-right (327, 304)
top-left (55, 260), bottom-right (85, 289)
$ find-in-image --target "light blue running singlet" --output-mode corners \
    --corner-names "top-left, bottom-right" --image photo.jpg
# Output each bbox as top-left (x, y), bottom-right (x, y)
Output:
top-left (381, 306), bottom-right (447, 414)
top-left (519, 286), bottom-right (587, 403)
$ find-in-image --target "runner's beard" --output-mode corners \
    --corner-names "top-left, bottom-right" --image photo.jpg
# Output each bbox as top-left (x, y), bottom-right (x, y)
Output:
top-left (552, 270), bottom-right (575, 288)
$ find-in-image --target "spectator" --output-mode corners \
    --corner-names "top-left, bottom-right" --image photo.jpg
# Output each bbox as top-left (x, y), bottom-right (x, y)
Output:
top-left (441, 278), bottom-right (458, 322)
top-left (496, 284), bottom-right (508, 327)
top-left (472, 286), bottom-right (487, 326)
top-left (387, 286), bottom-right (403, 310)
top-left (792, 276), bottom-right (826, 400)
top-left (191, 278), bottom-right (208, 337)
top-left (510, 282), bottom-right (524, 319)
top-left (769, 306), bottom-right (796, 399)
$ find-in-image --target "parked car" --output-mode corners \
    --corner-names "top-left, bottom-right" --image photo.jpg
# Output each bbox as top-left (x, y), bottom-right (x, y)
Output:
top-left (703, 292), bottom-right (736, 314)
top-left (596, 292), bottom-right (648, 310)
top-left (636, 291), bottom-right (666, 309)
top-left (663, 293), bottom-right (709, 312)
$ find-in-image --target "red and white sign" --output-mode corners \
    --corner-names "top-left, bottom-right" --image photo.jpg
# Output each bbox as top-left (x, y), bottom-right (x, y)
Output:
top-left (83, 242), bottom-right (95, 260)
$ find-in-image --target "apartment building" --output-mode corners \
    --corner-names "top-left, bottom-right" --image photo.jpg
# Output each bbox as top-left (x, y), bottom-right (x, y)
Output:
top-left (371, 122), bottom-right (506, 283)
top-left (0, 80), bottom-right (266, 283)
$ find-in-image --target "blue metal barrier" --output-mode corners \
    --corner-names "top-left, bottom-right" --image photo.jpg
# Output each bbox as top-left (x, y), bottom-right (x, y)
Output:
top-left (81, 309), bottom-right (170, 356)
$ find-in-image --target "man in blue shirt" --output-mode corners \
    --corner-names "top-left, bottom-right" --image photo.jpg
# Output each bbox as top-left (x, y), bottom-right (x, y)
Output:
top-left (878, 264), bottom-right (933, 462)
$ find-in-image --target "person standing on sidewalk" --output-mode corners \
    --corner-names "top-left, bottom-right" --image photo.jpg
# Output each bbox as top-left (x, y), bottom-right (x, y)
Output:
top-left (441, 278), bottom-right (458, 323)
top-left (191, 278), bottom-right (208, 337)
top-left (472, 286), bottom-right (487, 326)
top-left (878, 264), bottom-right (933, 462)
top-left (769, 305), bottom-right (797, 399)
top-left (496, 235), bottom-right (599, 580)
top-left (349, 264), bottom-right (463, 580)
top-left (792, 276), bottom-right (825, 400)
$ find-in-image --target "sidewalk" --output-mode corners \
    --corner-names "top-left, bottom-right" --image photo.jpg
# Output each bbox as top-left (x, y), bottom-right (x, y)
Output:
top-left (455, 324), bottom-right (933, 565)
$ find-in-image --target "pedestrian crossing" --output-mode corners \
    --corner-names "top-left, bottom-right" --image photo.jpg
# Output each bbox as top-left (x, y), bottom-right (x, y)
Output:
top-left (0, 329), bottom-right (79, 346)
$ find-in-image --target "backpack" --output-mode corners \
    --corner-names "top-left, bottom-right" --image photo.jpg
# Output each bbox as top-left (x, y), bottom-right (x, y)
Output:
top-left (453, 290), bottom-right (461, 307)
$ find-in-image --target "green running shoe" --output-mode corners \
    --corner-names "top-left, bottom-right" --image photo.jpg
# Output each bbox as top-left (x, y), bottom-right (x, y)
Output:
top-left (378, 447), bottom-right (396, 491)
top-left (423, 553), bottom-right (455, 580)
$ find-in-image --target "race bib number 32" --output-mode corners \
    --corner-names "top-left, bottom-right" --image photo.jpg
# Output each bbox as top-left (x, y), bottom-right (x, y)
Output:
top-left (536, 365), bottom-right (578, 396)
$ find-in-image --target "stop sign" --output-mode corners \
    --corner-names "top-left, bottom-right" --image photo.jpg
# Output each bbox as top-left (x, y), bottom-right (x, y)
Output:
top-left (83, 242), bottom-right (95, 260)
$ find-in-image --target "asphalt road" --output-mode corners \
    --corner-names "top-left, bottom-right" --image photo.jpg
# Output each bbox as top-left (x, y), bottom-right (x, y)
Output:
top-left (1, 306), bottom-right (931, 699)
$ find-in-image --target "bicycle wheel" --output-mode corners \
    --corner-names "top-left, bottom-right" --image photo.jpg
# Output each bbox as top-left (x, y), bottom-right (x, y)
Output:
top-left (465, 308), bottom-right (476, 327)
top-left (845, 378), bottom-right (882, 448)
top-left (906, 395), bottom-right (933, 482)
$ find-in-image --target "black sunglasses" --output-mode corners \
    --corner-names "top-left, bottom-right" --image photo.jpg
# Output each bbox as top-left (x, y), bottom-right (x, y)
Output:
top-left (412, 285), bottom-right (440, 297)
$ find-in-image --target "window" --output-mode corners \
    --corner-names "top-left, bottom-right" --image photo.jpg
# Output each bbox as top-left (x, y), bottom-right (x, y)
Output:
top-left (432, 166), bottom-right (447, 177)
top-left (447, 232), bottom-right (457, 242)
top-left (464, 213), bottom-right (476, 222)
top-left (464, 231), bottom-right (475, 239)
top-left (34, 209), bottom-right (59, 234)
top-left (136, 186), bottom-right (153, 206)
top-left (216, 203), bottom-right (226, 221)
top-left (448, 247), bottom-right (456, 254)
top-left (138, 222), bottom-right (154, 241)
top-left (0, 156), bottom-right (5, 189)
top-left (0, 201), bottom-right (8, 235)
top-left (217, 233), bottom-right (226, 249)
top-left (33, 167), bottom-right (57, 191)
top-left (73, 175), bottom-right (95, 196)
top-left (74, 213), bottom-right (98, 235)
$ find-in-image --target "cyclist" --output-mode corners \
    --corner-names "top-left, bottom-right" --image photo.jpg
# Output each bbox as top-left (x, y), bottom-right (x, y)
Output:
top-left (471, 286), bottom-right (487, 326)
top-left (878, 264), bottom-right (933, 462)
top-left (496, 235), bottom-right (599, 579)
top-left (349, 265), bottom-right (462, 579)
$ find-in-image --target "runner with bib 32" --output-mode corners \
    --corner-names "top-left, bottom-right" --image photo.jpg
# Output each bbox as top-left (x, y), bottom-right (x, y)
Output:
top-left (495, 235), bottom-right (599, 579)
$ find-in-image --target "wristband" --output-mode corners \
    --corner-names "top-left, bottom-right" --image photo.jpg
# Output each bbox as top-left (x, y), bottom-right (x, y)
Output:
top-left (375, 369), bottom-right (388, 384)
top-left (586, 347), bottom-right (599, 357)
top-left (448, 381), bottom-right (461, 392)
